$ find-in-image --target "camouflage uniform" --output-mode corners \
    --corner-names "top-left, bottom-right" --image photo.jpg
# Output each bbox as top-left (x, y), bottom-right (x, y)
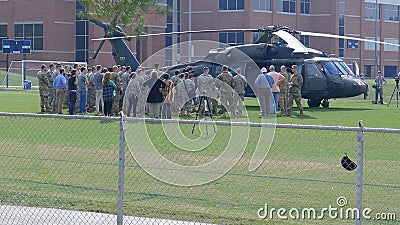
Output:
top-left (278, 71), bottom-right (289, 114)
top-left (87, 72), bottom-right (96, 112)
top-left (216, 71), bottom-right (235, 115)
top-left (286, 72), bottom-right (303, 116)
top-left (197, 73), bottom-right (215, 113)
top-left (136, 75), bottom-right (146, 116)
top-left (37, 70), bottom-right (50, 112)
top-left (233, 74), bottom-right (247, 115)
top-left (111, 72), bottom-right (121, 116)
top-left (47, 70), bottom-right (56, 112)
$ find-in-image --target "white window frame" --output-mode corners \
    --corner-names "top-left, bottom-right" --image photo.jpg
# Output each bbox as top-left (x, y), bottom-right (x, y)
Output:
top-left (384, 4), bottom-right (399, 22)
top-left (155, 0), bottom-right (167, 6)
top-left (300, 0), bottom-right (310, 15)
top-left (365, 2), bottom-right (380, 21)
top-left (219, 0), bottom-right (245, 12)
top-left (277, 0), bottom-right (297, 14)
top-left (384, 38), bottom-right (399, 52)
top-left (300, 35), bottom-right (310, 47)
top-left (254, 0), bottom-right (272, 12)
top-left (219, 32), bottom-right (245, 46)
top-left (365, 37), bottom-right (380, 51)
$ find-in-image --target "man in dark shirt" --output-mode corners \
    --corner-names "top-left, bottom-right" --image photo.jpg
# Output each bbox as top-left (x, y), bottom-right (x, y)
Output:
top-left (68, 69), bottom-right (78, 115)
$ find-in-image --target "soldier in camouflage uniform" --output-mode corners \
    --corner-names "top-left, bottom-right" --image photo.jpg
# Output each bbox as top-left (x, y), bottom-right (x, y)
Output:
top-left (278, 65), bottom-right (289, 115)
top-left (137, 67), bottom-right (149, 116)
top-left (47, 64), bottom-right (56, 112)
top-left (233, 68), bottom-right (247, 116)
top-left (111, 65), bottom-right (122, 116)
top-left (37, 64), bottom-right (50, 112)
top-left (216, 65), bottom-right (235, 117)
top-left (196, 66), bottom-right (215, 115)
top-left (286, 65), bottom-right (304, 117)
top-left (87, 66), bottom-right (96, 112)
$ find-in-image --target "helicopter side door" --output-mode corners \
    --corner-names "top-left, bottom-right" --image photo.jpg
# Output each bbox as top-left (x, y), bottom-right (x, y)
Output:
top-left (302, 62), bottom-right (327, 91)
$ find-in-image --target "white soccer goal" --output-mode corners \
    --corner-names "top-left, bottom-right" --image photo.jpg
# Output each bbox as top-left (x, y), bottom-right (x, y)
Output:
top-left (1, 60), bottom-right (87, 89)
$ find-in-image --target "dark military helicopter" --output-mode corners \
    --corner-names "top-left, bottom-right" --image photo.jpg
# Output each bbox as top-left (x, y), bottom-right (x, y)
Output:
top-left (92, 25), bottom-right (384, 108)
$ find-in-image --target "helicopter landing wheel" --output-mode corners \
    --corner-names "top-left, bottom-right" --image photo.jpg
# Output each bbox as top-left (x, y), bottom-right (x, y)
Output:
top-left (321, 99), bottom-right (329, 108)
top-left (307, 98), bottom-right (322, 108)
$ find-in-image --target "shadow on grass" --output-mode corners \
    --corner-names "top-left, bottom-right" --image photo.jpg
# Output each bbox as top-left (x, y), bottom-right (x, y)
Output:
top-left (307, 107), bottom-right (373, 112)
top-left (246, 106), bottom-right (373, 113)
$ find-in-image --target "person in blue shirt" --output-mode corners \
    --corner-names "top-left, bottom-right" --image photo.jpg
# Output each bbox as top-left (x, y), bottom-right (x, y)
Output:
top-left (54, 68), bottom-right (67, 114)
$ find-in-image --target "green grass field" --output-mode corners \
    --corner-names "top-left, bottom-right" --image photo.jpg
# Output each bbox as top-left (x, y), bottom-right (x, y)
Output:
top-left (0, 86), bottom-right (399, 224)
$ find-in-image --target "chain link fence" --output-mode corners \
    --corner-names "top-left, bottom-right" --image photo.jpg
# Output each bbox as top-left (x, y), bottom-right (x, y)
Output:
top-left (0, 113), bottom-right (398, 225)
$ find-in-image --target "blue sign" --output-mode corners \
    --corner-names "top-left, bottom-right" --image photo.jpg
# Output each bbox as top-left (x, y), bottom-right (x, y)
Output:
top-left (347, 39), bottom-right (359, 49)
top-left (2, 39), bottom-right (31, 54)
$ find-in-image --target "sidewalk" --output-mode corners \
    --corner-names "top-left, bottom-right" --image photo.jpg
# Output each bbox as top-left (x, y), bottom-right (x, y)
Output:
top-left (0, 205), bottom-right (216, 225)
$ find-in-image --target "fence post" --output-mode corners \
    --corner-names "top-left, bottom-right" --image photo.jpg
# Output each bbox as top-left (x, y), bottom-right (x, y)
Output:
top-left (356, 120), bottom-right (364, 225)
top-left (117, 114), bottom-right (126, 225)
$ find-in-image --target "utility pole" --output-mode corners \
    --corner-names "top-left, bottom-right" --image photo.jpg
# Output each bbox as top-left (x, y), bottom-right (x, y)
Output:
top-left (374, 0), bottom-right (379, 77)
top-left (172, 0), bottom-right (179, 65)
top-left (188, 0), bottom-right (192, 63)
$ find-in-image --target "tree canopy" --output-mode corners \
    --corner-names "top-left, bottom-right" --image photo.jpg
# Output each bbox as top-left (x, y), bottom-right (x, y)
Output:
top-left (78, 0), bottom-right (167, 35)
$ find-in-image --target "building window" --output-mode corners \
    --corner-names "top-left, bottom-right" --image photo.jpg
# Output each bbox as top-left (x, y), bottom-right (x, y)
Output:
top-left (338, 0), bottom-right (345, 57)
top-left (384, 66), bottom-right (397, 77)
top-left (253, 32), bottom-right (261, 43)
top-left (384, 5), bottom-right (399, 22)
top-left (347, 40), bottom-right (359, 49)
top-left (0, 24), bottom-right (7, 51)
top-left (155, 0), bottom-right (167, 5)
top-left (383, 38), bottom-right (399, 52)
top-left (300, 0), bottom-right (310, 14)
top-left (165, 0), bottom-right (181, 66)
top-left (365, 2), bottom-right (380, 20)
top-left (254, 0), bottom-right (271, 11)
top-left (364, 65), bottom-right (372, 77)
top-left (277, 0), bottom-right (296, 14)
top-left (364, 37), bottom-right (380, 51)
top-left (300, 35), bottom-right (310, 47)
top-left (14, 23), bottom-right (43, 51)
top-left (219, 0), bottom-right (244, 11)
top-left (219, 32), bottom-right (244, 46)
top-left (76, 1), bottom-right (88, 63)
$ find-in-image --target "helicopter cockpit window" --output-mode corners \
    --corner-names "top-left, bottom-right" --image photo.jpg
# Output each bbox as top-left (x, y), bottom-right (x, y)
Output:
top-left (305, 63), bottom-right (325, 79)
top-left (319, 61), bottom-right (342, 77)
top-left (333, 61), bottom-right (354, 76)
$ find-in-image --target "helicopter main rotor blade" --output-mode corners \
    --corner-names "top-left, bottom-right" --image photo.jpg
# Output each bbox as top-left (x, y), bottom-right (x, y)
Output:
top-left (300, 31), bottom-right (400, 47)
top-left (92, 28), bottom-right (259, 41)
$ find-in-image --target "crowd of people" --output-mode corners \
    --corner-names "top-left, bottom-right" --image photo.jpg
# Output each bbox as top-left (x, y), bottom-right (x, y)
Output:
top-left (37, 62), bottom-right (303, 118)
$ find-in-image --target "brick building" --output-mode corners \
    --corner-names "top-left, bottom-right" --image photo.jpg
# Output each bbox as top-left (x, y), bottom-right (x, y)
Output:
top-left (1, 0), bottom-right (399, 77)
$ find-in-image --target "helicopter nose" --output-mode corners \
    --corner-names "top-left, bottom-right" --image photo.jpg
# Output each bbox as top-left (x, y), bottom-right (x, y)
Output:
top-left (342, 77), bottom-right (366, 97)
top-left (353, 80), bottom-right (367, 95)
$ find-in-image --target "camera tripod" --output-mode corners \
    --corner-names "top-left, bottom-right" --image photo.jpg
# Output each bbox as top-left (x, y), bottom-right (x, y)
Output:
top-left (388, 81), bottom-right (399, 107)
top-left (191, 95), bottom-right (216, 136)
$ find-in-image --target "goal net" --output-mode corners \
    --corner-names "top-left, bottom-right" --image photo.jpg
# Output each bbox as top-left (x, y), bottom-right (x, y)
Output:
top-left (1, 60), bottom-right (87, 89)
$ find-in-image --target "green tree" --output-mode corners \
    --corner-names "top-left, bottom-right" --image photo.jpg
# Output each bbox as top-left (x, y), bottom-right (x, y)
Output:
top-left (78, 0), bottom-right (167, 35)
